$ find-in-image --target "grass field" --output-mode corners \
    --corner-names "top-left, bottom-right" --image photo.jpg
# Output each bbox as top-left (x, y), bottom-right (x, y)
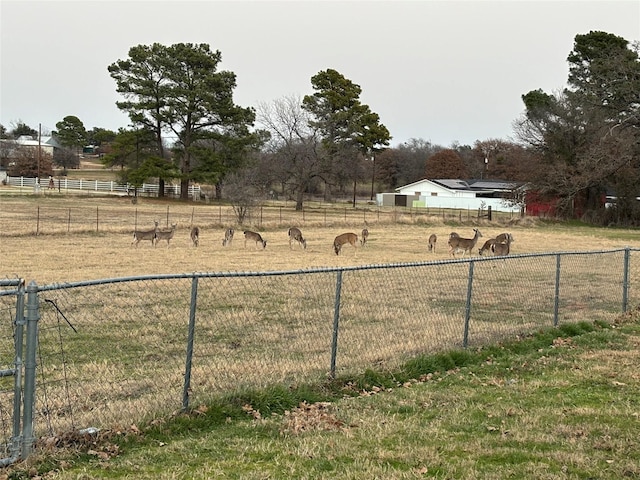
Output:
top-left (1, 192), bottom-right (639, 285)
top-left (2, 193), bottom-right (640, 479)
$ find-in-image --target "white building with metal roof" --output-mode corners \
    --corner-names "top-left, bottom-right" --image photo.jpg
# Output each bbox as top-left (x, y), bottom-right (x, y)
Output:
top-left (376, 178), bottom-right (523, 213)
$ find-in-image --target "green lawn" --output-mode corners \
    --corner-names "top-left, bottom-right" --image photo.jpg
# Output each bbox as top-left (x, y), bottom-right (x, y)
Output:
top-left (8, 314), bottom-right (640, 479)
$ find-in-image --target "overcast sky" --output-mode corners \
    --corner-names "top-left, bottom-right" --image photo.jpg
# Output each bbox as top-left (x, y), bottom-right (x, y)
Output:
top-left (1, 0), bottom-right (638, 147)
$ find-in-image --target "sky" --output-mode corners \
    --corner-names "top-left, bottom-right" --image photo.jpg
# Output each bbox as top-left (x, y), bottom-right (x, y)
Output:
top-left (1, 0), bottom-right (638, 148)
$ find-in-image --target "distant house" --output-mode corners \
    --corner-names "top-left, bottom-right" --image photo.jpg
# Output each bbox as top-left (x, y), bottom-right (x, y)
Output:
top-left (14, 135), bottom-right (62, 156)
top-left (376, 178), bottom-right (523, 214)
top-left (0, 135), bottom-right (62, 162)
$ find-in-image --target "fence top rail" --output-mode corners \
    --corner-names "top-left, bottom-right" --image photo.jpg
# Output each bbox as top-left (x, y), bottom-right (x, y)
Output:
top-left (33, 247), bottom-right (638, 292)
top-left (0, 279), bottom-right (23, 287)
top-left (0, 288), bottom-right (22, 297)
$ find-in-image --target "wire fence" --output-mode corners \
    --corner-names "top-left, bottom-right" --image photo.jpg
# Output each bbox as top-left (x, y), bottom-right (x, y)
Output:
top-left (0, 201), bottom-right (521, 236)
top-left (1, 248), bottom-right (637, 462)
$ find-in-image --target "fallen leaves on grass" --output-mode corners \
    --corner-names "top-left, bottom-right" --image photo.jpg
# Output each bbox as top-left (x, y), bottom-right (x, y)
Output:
top-left (280, 401), bottom-right (348, 435)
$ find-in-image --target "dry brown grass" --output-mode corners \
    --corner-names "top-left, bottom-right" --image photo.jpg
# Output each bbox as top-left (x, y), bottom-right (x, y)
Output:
top-left (0, 194), bottom-right (638, 284)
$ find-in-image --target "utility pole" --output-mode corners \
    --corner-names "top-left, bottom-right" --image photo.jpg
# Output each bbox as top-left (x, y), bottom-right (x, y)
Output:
top-left (37, 123), bottom-right (42, 180)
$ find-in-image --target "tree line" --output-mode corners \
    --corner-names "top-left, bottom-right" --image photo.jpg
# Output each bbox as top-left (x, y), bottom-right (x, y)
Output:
top-left (1, 31), bottom-right (638, 224)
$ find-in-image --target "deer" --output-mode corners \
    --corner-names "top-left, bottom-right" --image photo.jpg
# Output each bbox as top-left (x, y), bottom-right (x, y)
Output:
top-left (479, 233), bottom-right (514, 256)
top-left (222, 228), bottom-right (234, 247)
top-left (428, 233), bottom-right (437, 252)
top-left (492, 233), bottom-right (514, 256)
top-left (288, 227), bottom-right (307, 249)
top-left (447, 228), bottom-right (482, 257)
top-left (333, 232), bottom-right (358, 255)
top-left (190, 226), bottom-right (200, 247)
top-left (495, 232), bottom-right (514, 244)
top-left (478, 238), bottom-right (497, 256)
top-left (155, 223), bottom-right (177, 247)
top-left (132, 220), bottom-right (158, 247)
top-left (361, 228), bottom-right (369, 247)
top-left (244, 230), bottom-right (267, 249)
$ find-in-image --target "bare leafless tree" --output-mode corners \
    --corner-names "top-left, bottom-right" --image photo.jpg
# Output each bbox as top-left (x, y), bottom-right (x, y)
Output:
top-left (256, 96), bottom-right (329, 211)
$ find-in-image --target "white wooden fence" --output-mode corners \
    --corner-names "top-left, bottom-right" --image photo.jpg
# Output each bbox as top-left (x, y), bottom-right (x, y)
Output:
top-left (4, 176), bottom-right (202, 199)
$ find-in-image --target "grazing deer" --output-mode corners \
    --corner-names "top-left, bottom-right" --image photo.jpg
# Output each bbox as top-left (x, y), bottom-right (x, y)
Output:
top-left (155, 223), bottom-right (177, 247)
top-left (447, 228), bottom-right (482, 257)
top-left (479, 233), bottom-right (514, 256)
top-left (478, 238), bottom-right (496, 256)
top-left (361, 228), bottom-right (369, 247)
top-left (428, 233), bottom-right (437, 252)
top-left (222, 228), bottom-right (234, 247)
top-left (244, 230), bottom-right (267, 249)
top-left (288, 227), bottom-right (307, 249)
top-left (492, 233), bottom-right (513, 256)
top-left (495, 232), bottom-right (514, 244)
top-left (333, 232), bottom-right (358, 255)
top-left (132, 221), bottom-right (158, 247)
top-left (190, 226), bottom-right (200, 247)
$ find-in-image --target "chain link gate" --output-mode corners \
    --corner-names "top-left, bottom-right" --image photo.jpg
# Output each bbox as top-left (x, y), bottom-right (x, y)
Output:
top-left (0, 279), bottom-right (39, 466)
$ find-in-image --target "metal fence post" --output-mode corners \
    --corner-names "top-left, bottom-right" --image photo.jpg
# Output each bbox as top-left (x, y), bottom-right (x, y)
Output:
top-left (622, 247), bottom-right (630, 313)
top-left (21, 281), bottom-right (40, 459)
top-left (462, 261), bottom-right (475, 348)
top-left (182, 277), bottom-right (198, 411)
top-left (11, 280), bottom-right (26, 461)
top-left (0, 280), bottom-right (26, 467)
top-left (554, 254), bottom-right (561, 326)
top-left (330, 270), bottom-right (343, 379)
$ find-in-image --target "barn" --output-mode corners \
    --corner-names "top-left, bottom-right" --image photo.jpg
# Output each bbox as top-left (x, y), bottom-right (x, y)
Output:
top-left (376, 179), bottom-right (524, 214)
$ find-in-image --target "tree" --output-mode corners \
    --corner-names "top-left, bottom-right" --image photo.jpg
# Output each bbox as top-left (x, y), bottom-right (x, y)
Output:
top-left (86, 127), bottom-right (117, 147)
top-left (302, 69), bottom-right (391, 204)
top-left (425, 149), bottom-right (467, 179)
top-left (8, 121), bottom-right (38, 138)
top-left (102, 128), bottom-right (178, 197)
top-left (514, 31), bottom-right (640, 221)
top-left (471, 139), bottom-right (541, 181)
top-left (256, 96), bottom-right (325, 210)
top-left (55, 116), bottom-right (87, 151)
top-left (53, 148), bottom-right (80, 173)
top-left (109, 43), bottom-right (258, 200)
top-left (109, 43), bottom-right (172, 196)
top-left (7, 148), bottom-right (53, 178)
top-left (189, 126), bottom-right (268, 200)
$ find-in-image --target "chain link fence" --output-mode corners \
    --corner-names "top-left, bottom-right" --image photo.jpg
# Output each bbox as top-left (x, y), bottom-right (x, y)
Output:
top-left (1, 248), bottom-right (638, 462)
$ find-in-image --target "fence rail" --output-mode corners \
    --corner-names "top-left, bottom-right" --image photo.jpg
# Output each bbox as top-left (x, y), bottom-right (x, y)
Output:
top-left (4, 176), bottom-right (202, 199)
top-left (1, 247), bottom-right (638, 462)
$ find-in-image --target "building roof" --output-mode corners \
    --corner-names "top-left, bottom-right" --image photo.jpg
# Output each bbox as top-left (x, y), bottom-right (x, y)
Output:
top-left (394, 178), bottom-right (524, 196)
top-left (431, 179), bottom-right (473, 190)
top-left (467, 179), bottom-right (519, 191)
top-left (16, 135), bottom-right (62, 149)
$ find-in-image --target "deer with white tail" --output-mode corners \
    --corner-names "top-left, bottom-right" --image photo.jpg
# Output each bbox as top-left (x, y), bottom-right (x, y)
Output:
top-left (447, 229), bottom-right (482, 257)
top-left (132, 220), bottom-right (159, 247)
top-left (492, 233), bottom-right (514, 256)
top-left (222, 228), bottom-right (234, 247)
top-left (478, 233), bottom-right (514, 256)
top-left (360, 228), bottom-right (369, 247)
